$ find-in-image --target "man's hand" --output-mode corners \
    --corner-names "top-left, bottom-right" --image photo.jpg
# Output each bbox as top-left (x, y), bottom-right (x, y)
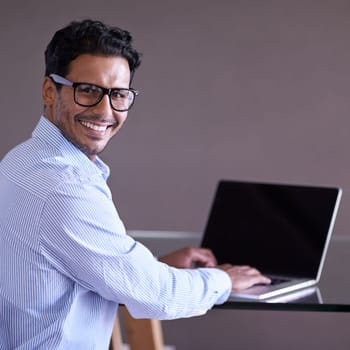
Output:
top-left (159, 247), bottom-right (217, 268)
top-left (159, 247), bottom-right (271, 292)
top-left (217, 264), bottom-right (271, 291)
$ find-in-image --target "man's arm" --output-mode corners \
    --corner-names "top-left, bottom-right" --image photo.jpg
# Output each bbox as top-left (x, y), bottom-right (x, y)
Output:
top-left (39, 181), bottom-right (234, 319)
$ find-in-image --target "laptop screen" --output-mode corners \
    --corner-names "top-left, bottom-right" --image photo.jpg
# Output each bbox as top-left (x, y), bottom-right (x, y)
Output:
top-left (201, 180), bottom-right (341, 279)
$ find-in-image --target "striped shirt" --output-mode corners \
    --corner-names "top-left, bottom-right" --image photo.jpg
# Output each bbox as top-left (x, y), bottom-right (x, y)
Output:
top-left (0, 116), bottom-right (231, 349)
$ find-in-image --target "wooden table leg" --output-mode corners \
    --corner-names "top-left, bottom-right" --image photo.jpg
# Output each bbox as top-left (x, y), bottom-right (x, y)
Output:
top-left (109, 314), bottom-right (123, 350)
top-left (121, 306), bottom-right (164, 350)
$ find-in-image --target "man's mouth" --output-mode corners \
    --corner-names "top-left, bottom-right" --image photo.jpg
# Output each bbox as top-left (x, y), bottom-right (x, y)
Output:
top-left (80, 120), bottom-right (115, 132)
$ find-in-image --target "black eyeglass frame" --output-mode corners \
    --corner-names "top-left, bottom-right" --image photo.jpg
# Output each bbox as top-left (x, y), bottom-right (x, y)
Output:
top-left (49, 73), bottom-right (139, 112)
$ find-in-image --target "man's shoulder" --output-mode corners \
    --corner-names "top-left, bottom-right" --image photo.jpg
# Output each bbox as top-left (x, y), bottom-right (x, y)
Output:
top-left (0, 138), bottom-right (99, 197)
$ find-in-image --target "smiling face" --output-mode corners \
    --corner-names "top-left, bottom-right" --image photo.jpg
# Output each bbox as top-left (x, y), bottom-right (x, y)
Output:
top-left (43, 54), bottom-right (131, 161)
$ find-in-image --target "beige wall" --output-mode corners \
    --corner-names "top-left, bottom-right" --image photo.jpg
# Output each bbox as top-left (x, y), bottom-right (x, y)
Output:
top-left (1, 0), bottom-right (350, 236)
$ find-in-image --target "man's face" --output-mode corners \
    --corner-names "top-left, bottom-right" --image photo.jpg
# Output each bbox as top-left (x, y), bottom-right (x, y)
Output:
top-left (43, 54), bottom-right (131, 161)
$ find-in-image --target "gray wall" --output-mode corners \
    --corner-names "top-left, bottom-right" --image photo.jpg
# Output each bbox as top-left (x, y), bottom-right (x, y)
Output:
top-left (2, 2), bottom-right (350, 349)
top-left (1, 0), bottom-right (350, 235)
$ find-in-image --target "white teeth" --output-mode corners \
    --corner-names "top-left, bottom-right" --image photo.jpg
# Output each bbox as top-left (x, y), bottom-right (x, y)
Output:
top-left (80, 121), bottom-right (108, 132)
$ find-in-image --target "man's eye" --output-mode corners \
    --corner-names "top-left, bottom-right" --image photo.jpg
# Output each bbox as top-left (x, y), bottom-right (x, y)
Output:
top-left (111, 90), bottom-right (130, 99)
top-left (78, 84), bottom-right (100, 94)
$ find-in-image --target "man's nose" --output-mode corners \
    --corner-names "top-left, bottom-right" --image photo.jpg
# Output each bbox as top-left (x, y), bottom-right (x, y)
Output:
top-left (91, 94), bottom-right (114, 115)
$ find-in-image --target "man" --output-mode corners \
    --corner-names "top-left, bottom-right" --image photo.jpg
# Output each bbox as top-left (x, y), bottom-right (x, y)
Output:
top-left (0, 19), bottom-right (270, 349)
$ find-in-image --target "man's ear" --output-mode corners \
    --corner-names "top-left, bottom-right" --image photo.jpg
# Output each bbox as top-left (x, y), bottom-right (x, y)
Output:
top-left (42, 76), bottom-right (57, 106)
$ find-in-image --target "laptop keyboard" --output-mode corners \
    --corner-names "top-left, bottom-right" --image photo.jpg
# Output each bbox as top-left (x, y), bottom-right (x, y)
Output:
top-left (270, 277), bottom-right (289, 285)
top-left (255, 277), bottom-right (289, 287)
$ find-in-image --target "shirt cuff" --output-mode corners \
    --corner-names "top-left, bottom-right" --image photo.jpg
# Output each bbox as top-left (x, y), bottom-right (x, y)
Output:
top-left (199, 267), bottom-right (232, 305)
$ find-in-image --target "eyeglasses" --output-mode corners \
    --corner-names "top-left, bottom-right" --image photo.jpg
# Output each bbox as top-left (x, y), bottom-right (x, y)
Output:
top-left (49, 73), bottom-right (139, 112)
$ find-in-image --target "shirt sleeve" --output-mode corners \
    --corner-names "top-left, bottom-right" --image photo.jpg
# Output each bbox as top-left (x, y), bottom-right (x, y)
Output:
top-left (39, 180), bottom-right (232, 320)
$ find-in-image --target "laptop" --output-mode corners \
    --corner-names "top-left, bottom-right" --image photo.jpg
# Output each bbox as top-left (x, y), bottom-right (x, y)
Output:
top-left (229, 285), bottom-right (323, 304)
top-left (200, 180), bottom-right (342, 300)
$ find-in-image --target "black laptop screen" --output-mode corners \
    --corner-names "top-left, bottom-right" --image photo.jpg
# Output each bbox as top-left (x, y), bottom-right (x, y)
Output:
top-left (201, 180), bottom-right (341, 279)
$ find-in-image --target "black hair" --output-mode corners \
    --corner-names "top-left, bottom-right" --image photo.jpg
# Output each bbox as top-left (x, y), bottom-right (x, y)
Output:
top-left (44, 19), bottom-right (142, 82)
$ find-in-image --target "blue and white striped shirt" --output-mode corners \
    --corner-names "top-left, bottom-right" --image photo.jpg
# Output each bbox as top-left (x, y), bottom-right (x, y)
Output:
top-left (0, 116), bottom-right (231, 349)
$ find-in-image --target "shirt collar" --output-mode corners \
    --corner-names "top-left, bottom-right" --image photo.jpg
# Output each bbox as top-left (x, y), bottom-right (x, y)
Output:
top-left (32, 116), bottom-right (110, 180)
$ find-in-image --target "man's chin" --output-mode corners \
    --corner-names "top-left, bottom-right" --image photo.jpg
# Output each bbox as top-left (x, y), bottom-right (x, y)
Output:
top-left (75, 142), bottom-right (106, 160)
